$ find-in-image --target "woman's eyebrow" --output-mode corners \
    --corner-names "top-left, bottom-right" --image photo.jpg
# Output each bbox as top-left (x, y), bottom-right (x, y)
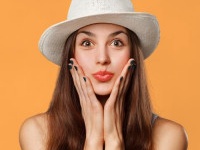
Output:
top-left (77, 30), bottom-right (128, 37)
top-left (77, 31), bottom-right (95, 37)
top-left (109, 31), bottom-right (128, 37)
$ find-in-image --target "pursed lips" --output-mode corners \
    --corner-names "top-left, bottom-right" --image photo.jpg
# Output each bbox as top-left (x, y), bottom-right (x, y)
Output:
top-left (92, 71), bottom-right (114, 82)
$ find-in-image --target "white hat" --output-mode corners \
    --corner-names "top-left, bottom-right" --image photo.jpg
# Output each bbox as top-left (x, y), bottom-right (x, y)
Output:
top-left (39, 0), bottom-right (160, 65)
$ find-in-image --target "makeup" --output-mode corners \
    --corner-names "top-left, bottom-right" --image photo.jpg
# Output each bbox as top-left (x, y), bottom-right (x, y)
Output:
top-left (93, 71), bottom-right (114, 82)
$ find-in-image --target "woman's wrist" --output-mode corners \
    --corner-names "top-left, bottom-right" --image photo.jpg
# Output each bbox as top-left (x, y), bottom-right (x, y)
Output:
top-left (105, 139), bottom-right (124, 150)
top-left (84, 138), bottom-right (103, 150)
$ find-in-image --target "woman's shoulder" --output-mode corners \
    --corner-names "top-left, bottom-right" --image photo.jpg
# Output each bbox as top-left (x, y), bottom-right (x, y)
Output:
top-left (19, 113), bottom-right (48, 150)
top-left (153, 117), bottom-right (188, 150)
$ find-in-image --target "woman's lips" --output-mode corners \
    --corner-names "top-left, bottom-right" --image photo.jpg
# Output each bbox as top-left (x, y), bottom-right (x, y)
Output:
top-left (93, 71), bottom-right (114, 82)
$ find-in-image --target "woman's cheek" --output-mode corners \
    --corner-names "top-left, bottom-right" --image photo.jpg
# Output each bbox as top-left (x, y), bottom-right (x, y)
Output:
top-left (78, 59), bottom-right (93, 76)
top-left (112, 58), bottom-right (128, 75)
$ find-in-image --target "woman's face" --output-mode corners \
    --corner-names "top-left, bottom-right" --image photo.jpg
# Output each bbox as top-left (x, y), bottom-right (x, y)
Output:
top-left (75, 23), bottom-right (130, 96)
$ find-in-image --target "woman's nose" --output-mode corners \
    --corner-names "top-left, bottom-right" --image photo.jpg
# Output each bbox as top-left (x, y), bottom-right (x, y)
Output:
top-left (96, 46), bottom-right (111, 65)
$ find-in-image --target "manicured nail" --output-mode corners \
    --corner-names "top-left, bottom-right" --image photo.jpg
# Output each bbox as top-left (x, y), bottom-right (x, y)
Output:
top-left (83, 77), bottom-right (86, 82)
top-left (68, 64), bottom-right (72, 70)
top-left (128, 64), bottom-right (136, 71)
top-left (132, 64), bottom-right (136, 70)
top-left (69, 60), bottom-right (73, 65)
top-left (131, 59), bottom-right (136, 66)
top-left (74, 66), bottom-right (78, 71)
top-left (120, 76), bottom-right (123, 82)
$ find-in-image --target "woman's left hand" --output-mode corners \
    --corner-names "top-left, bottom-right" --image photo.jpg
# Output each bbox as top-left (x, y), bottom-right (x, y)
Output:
top-left (104, 59), bottom-right (135, 150)
top-left (69, 58), bottom-right (104, 150)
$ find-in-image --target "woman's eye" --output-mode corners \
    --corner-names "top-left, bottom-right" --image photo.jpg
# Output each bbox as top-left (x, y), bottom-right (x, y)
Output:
top-left (81, 40), bottom-right (93, 47)
top-left (111, 40), bottom-right (123, 47)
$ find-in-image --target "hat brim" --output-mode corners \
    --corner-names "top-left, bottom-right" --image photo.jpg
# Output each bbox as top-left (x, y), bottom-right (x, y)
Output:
top-left (39, 12), bottom-right (160, 65)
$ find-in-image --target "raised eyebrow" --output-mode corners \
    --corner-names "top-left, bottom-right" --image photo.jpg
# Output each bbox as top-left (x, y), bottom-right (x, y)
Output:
top-left (77, 31), bottom-right (95, 37)
top-left (77, 30), bottom-right (128, 37)
top-left (109, 31), bottom-right (128, 37)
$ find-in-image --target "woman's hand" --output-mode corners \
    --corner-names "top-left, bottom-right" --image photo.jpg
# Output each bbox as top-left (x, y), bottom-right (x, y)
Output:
top-left (104, 59), bottom-right (135, 150)
top-left (69, 58), bottom-right (104, 150)
top-left (69, 58), bottom-right (136, 150)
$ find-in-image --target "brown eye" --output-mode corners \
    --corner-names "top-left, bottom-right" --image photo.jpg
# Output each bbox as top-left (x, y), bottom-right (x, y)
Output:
top-left (81, 40), bottom-right (93, 47)
top-left (111, 40), bottom-right (123, 47)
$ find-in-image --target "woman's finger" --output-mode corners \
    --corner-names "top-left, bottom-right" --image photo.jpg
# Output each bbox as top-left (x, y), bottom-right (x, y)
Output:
top-left (104, 58), bottom-right (136, 142)
top-left (69, 58), bottom-right (88, 112)
top-left (69, 61), bottom-right (83, 99)
top-left (70, 59), bottom-right (96, 103)
top-left (70, 58), bottom-right (102, 118)
top-left (117, 58), bottom-right (136, 112)
top-left (71, 58), bottom-right (101, 107)
top-left (107, 58), bottom-right (135, 108)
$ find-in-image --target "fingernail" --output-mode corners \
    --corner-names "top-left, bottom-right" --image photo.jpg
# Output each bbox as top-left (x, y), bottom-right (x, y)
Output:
top-left (74, 66), bottom-right (78, 71)
top-left (83, 77), bottom-right (86, 82)
top-left (68, 64), bottom-right (72, 70)
top-left (131, 59), bottom-right (136, 66)
top-left (69, 60), bottom-right (73, 65)
top-left (120, 76), bottom-right (123, 82)
top-left (128, 64), bottom-right (136, 71)
top-left (132, 64), bottom-right (136, 70)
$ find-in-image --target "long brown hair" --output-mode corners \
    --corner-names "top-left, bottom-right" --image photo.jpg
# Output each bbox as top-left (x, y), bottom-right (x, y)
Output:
top-left (46, 27), bottom-right (153, 150)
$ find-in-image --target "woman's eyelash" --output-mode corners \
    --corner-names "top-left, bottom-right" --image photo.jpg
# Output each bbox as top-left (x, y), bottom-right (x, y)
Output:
top-left (80, 39), bottom-right (124, 47)
top-left (111, 39), bottom-right (124, 46)
top-left (81, 40), bottom-right (93, 47)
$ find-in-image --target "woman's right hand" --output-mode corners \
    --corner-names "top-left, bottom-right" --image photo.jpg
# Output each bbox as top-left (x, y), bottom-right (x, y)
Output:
top-left (69, 58), bottom-right (104, 150)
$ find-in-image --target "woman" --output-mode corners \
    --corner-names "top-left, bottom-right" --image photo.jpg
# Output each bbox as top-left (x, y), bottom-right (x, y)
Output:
top-left (19, 0), bottom-right (188, 150)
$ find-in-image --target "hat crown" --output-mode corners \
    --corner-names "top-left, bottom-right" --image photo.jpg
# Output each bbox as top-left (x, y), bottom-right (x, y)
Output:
top-left (67, 0), bottom-right (134, 20)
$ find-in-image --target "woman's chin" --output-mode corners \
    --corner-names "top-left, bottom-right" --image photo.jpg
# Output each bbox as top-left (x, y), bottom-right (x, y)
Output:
top-left (92, 80), bottom-right (114, 96)
top-left (94, 90), bottom-right (111, 96)
top-left (94, 87), bottom-right (112, 96)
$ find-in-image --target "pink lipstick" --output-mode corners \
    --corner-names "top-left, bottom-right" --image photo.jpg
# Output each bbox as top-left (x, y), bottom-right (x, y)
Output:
top-left (93, 71), bottom-right (114, 82)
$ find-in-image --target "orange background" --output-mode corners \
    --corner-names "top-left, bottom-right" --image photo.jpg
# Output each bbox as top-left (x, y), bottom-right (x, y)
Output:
top-left (0, 0), bottom-right (199, 149)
